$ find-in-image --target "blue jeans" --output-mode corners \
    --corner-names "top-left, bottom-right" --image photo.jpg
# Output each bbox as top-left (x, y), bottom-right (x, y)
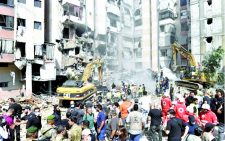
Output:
top-left (98, 129), bottom-right (106, 141)
top-left (130, 134), bottom-right (141, 141)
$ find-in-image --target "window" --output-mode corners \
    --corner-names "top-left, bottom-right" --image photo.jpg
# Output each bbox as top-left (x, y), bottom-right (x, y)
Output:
top-left (206, 36), bottom-right (213, 43)
top-left (160, 25), bottom-right (165, 32)
top-left (207, 0), bottom-right (212, 6)
top-left (159, 10), bottom-right (174, 20)
top-left (110, 19), bottom-right (117, 27)
top-left (135, 19), bottom-right (142, 26)
top-left (207, 18), bottom-right (213, 24)
top-left (0, 82), bottom-right (8, 87)
top-left (170, 35), bottom-right (175, 43)
top-left (180, 0), bottom-right (187, 6)
top-left (34, 0), bottom-right (41, 8)
top-left (17, 18), bottom-right (26, 27)
top-left (34, 21), bottom-right (41, 30)
top-left (18, 0), bottom-right (26, 4)
top-left (0, 39), bottom-right (14, 53)
top-left (0, 15), bottom-right (14, 30)
top-left (0, 0), bottom-right (13, 6)
top-left (63, 28), bottom-right (69, 39)
top-left (134, 9), bottom-right (141, 16)
top-left (161, 49), bottom-right (167, 57)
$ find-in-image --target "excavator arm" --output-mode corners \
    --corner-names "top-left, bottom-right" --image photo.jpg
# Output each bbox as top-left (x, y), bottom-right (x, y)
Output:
top-left (81, 59), bottom-right (103, 83)
top-left (172, 42), bottom-right (197, 67)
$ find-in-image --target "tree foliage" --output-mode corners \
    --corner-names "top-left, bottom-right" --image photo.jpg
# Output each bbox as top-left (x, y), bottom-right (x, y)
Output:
top-left (202, 47), bottom-right (224, 79)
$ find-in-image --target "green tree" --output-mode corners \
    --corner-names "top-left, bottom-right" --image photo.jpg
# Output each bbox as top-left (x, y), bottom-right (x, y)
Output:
top-left (202, 47), bottom-right (224, 81)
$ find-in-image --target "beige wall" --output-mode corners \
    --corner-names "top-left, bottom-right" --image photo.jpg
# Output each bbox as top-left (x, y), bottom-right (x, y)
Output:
top-left (0, 64), bottom-right (22, 91)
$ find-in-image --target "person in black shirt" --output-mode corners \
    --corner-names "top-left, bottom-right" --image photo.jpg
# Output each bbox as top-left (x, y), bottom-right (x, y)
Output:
top-left (20, 106), bottom-right (42, 130)
top-left (8, 98), bottom-right (22, 141)
top-left (147, 104), bottom-right (163, 141)
top-left (164, 109), bottom-right (189, 141)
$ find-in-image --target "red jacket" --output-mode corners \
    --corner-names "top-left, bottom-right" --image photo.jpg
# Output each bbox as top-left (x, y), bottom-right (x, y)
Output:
top-left (161, 97), bottom-right (172, 111)
top-left (174, 104), bottom-right (186, 120)
top-left (199, 110), bottom-right (218, 125)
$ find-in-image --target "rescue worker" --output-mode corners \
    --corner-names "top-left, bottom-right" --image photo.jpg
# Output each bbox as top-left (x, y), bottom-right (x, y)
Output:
top-left (39, 115), bottom-right (57, 140)
top-left (199, 104), bottom-right (218, 126)
top-left (174, 97), bottom-right (187, 122)
top-left (161, 91), bottom-right (172, 118)
top-left (26, 126), bottom-right (38, 141)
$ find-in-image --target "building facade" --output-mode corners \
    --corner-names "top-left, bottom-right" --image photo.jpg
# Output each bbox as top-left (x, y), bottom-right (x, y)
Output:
top-left (190, 0), bottom-right (225, 69)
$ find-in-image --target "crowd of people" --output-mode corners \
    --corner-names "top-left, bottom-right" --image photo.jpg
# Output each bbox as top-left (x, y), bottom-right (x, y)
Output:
top-left (0, 80), bottom-right (224, 141)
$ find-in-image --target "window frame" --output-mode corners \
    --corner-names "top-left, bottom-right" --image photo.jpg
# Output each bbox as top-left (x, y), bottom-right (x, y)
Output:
top-left (34, 21), bottom-right (42, 30)
top-left (34, 0), bottom-right (41, 8)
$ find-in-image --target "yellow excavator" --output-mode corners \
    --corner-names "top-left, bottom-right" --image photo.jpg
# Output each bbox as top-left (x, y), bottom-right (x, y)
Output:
top-left (56, 58), bottom-right (103, 106)
top-left (171, 42), bottom-right (214, 90)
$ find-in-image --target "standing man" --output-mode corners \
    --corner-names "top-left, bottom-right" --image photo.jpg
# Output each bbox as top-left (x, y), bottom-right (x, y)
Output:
top-left (8, 98), bottom-right (22, 141)
top-left (39, 115), bottom-right (57, 140)
top-left (26, 126), bottom-right (38, 141)
top-left (68, 116), bottom-right (82, 141)
top-left (147, 104), bottom-right (163, 141)
top-left (126, 104), bottom-right (145, 141)
top-left (106, 110), bottom-right (119, 141)
top-left (161, 92), bottom-right (172, 118)
top-left (164, 109), bottom-right (189, 141)
top-left (96, 104), bottom-right (106, 141)
top-left (120, 96), bottom-right (132, 124)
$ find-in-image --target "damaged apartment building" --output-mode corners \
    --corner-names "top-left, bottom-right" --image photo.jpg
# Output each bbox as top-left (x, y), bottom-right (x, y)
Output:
top-left (45, 0), bottom-right (95, 91)
top-left (0, 0), bottom-right (55, 97)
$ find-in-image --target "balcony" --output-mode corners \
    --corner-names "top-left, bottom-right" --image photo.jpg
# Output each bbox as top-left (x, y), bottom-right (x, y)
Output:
top-left (62, 14), bottom-right (85, 25)
top-left (62, 0), bottom-right (81, 7)
top-left (106, 3), bottom-right (120, 17)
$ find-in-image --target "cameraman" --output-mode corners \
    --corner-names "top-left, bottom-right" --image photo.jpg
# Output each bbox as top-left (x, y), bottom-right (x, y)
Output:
top-left (0, 116), bottom-right (8, 141)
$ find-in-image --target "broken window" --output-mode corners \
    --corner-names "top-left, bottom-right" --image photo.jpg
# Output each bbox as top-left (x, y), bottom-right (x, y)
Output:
top-left (206, 36), bottom-right (213, 43)
top-left (32, 64), bottom-right (41, 76)
top-left (207, 18), bottom-right (213, 24)
top-left (0, 82), bottom-right (8, 87)
top-left (0, 15), bottom-right (14, 29)
top-left (34, 0), bottom-right (41, 8)
top-left (18, 0), bottom-right (26, 4)
top-left (63, 28), bottom-right (69, 39)
top-left (34, 21), bottom-right (41, 30)
top-left (0, 0), bottom-right (14, 6)
top-left (17, 18), bottom-right (26, 27)
top-left (207, 0), bottom-right (212, 6)
top-left (0, 39), bottom-right (13, 53)
top-left (15, 42), bottom-right (26, 58)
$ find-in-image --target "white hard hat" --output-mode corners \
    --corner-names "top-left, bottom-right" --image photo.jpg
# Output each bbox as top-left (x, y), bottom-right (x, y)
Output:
top-left (186, 106), bottom-right (194, 113)
top-left (179, 97), bottom-right (185, 103)
top-left (202, 104), bottom-right (210, 110)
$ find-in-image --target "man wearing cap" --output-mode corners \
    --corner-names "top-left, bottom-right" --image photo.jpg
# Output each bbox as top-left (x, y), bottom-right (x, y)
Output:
top-left (161, 91), bottom-right (172, 118)
top-left (202, 123), bottom-right (216, 141)
top-left (174, 97), bottom-right (187, 121)
top-left (199, 104), bottom-right (218, 126)
top-left (26, 126), bottom-right (38, 141)
top-left (39, 115), bottom-right (57, 140)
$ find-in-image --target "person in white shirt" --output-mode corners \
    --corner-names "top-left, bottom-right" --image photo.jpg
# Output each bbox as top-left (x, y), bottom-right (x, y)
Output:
top-left (126, 104), bottom-right (145, 141)
top-left (0, 117), bottom-right (8, 141)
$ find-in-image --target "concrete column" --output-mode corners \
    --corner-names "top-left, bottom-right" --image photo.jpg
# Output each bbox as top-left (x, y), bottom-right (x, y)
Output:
top-left (48, 81), bottom-right (52, 95)
top-left (26, 62), bottom-right (32, 97)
